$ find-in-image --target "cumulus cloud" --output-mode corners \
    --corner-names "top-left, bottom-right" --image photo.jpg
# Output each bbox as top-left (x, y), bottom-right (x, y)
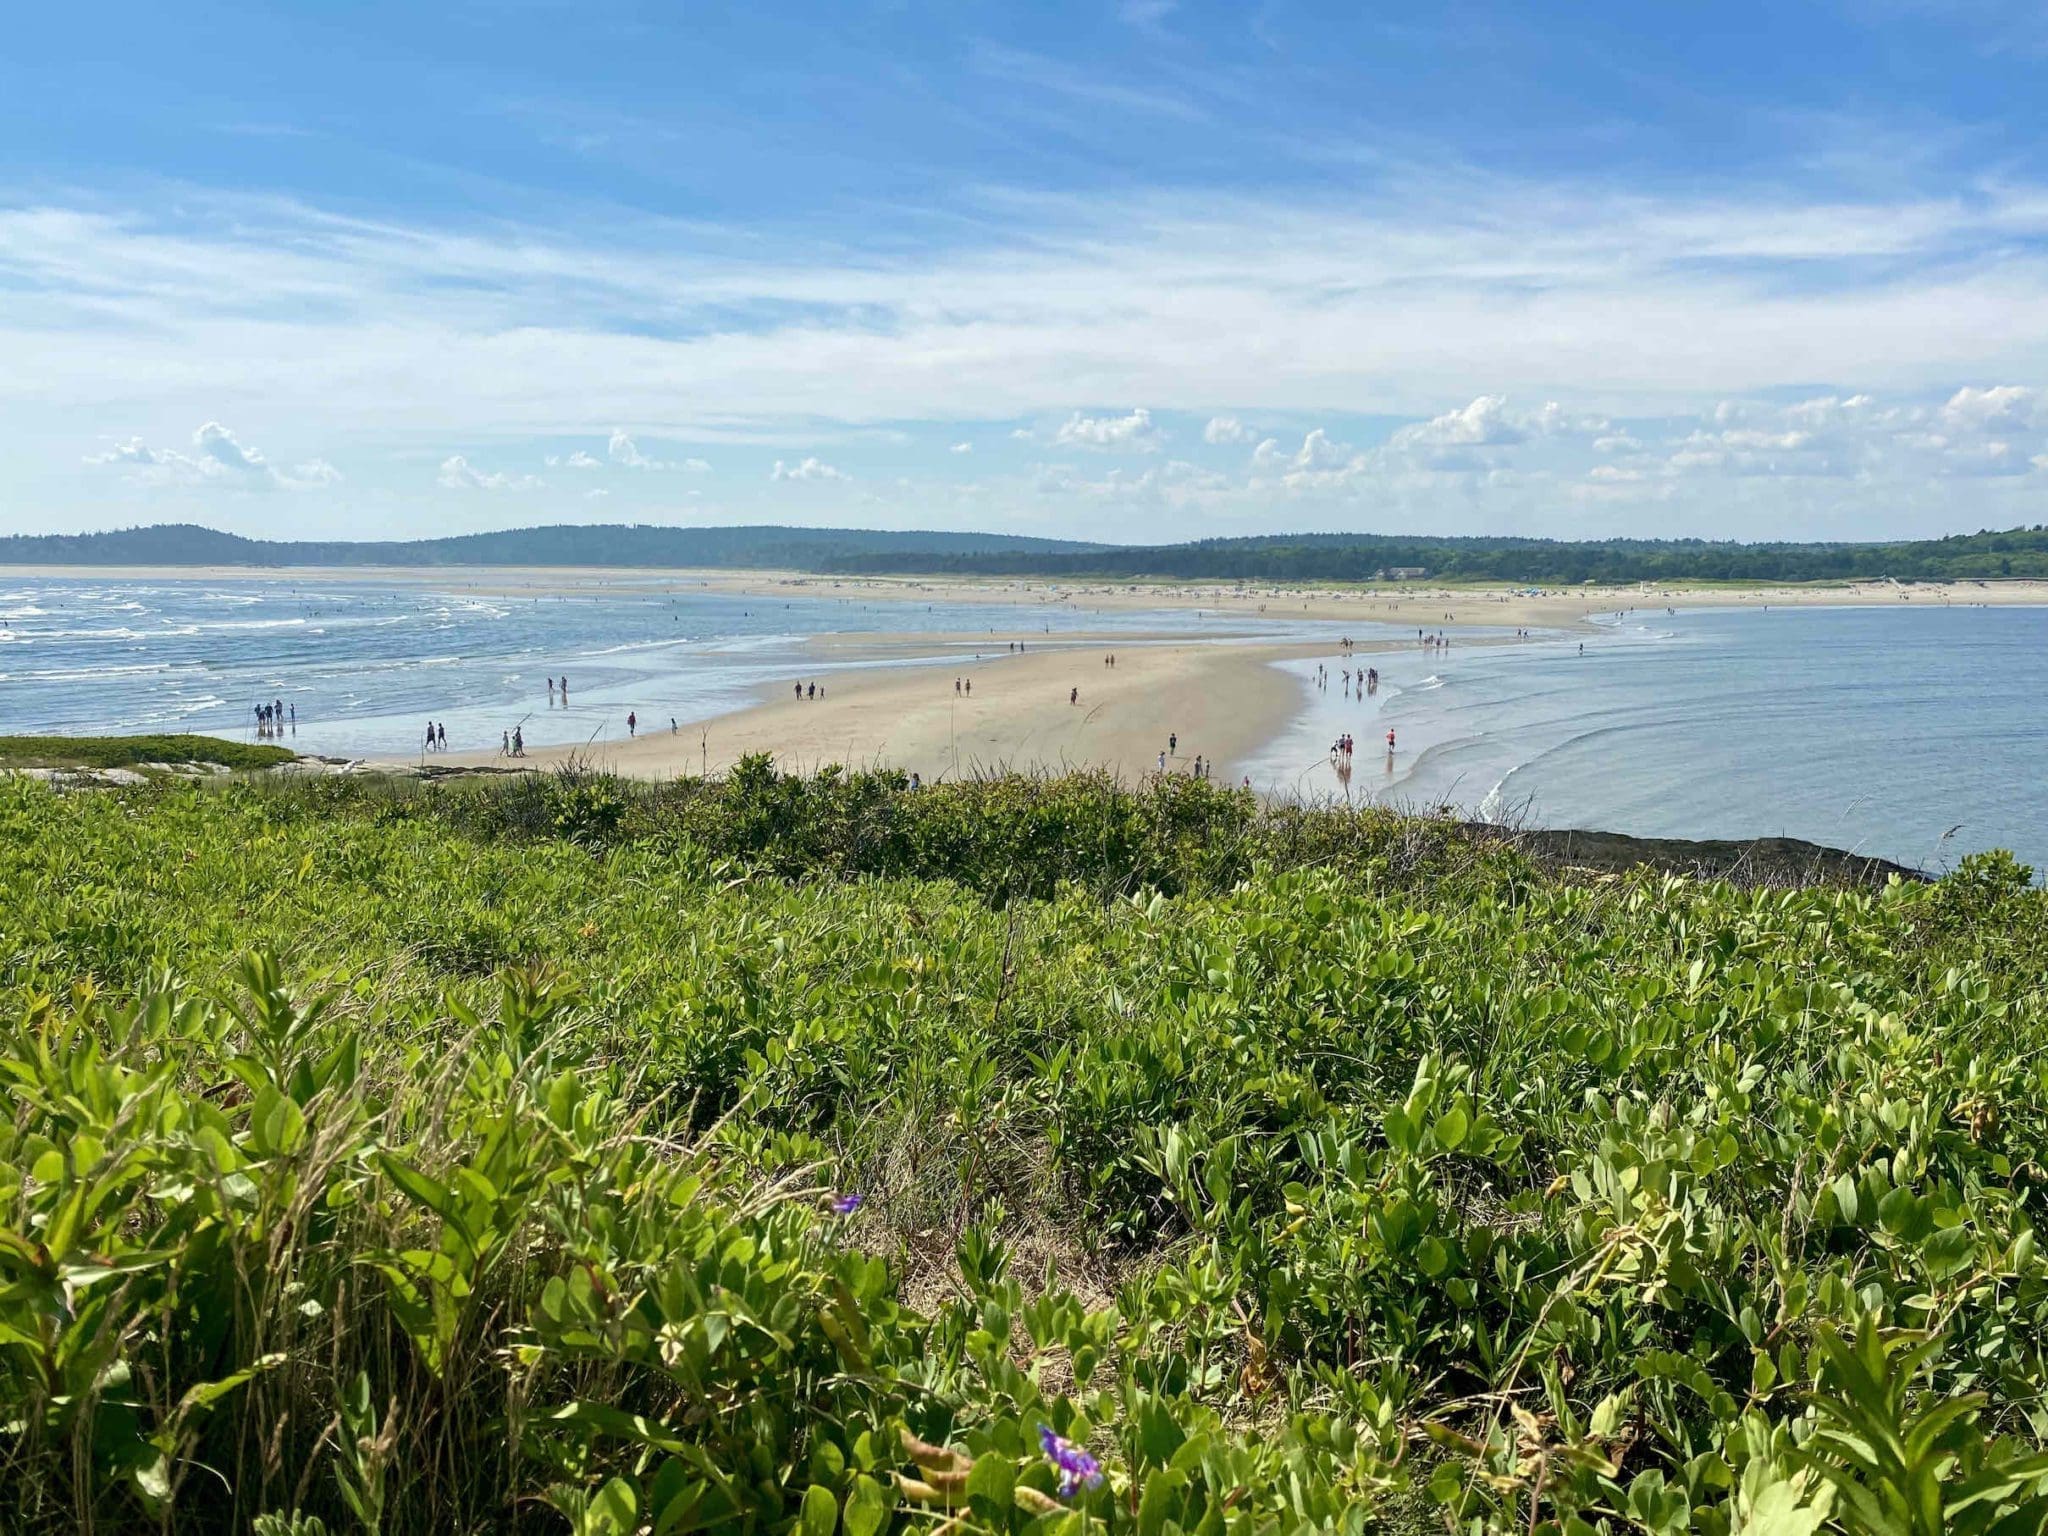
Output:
top-left (1053, 407), bottom-right (1163, 451)
top-left (770, 456), bottom-right (848, 482)
top-left (546, 450), bottom-right (603, 469)
top-left (1203, 415), bottom-right (1255, 445)
top-left (1391, 395), bottom-right (1528, 450)
top-left (84, 422), bottom-right (339, 490)
top-left (437, 454), bottom-right (542, 491)
top-left (608, 429), bottom-right (669, 468)
top-left (950, 441), bottom-right (974, 454)
top-left (1939, 384), bottom-right (2039, 435)
top-left (1253, 427), bottom-right (1351, 473)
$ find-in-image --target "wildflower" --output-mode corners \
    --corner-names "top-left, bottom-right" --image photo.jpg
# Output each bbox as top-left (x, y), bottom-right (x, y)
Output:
top-left (1037, 1423), bottom-right (1103, 1497)
top-left (829, 1193), bottom-right (863, 1216)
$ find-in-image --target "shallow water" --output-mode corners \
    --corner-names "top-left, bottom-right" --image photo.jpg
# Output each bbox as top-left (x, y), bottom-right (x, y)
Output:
top-left (1242, 604), bottom-right (2048, 874)
top-left (0, 574), bottom-right (1345, 758)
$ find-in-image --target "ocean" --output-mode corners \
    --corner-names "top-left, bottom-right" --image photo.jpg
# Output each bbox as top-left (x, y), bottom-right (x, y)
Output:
top-left (0, 574), bottom-right (1308, 757)
top-left (1242, 603), bottom-right (2048, 874)
top-left (3, 575), bottom-right (2043, 873)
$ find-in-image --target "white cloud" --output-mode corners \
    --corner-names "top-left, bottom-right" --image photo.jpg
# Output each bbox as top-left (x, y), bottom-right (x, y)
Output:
top-left (84, 422), bottom-right (339, 490)
top-left (19, 172), bottom-right (2048, 537)
top-left (1204, 415), bottom-right (1254, 445)
top-left (949, 441), bottom-right (974, 454)
top-left (608, 429), bottom-right (671, 468)
top-left (1253, 427), bottom-right (1351, 472)
top-left (584, 487), bottom-right (609, 499)
top-left (1391, 395), bottom-right (1527, 449)
top-left (437, 454), bottom-right (542, 491)
top-left (770, 455), bottom-right (848, 482)
top-left (1939, 384), bottom-right (2039, 435)
top-left (546, 450), bottom-right (603, 469)
top-left (1054, 407), bottom-right (1163, 451)
top-left (682, 456), bottom-right (710, 472)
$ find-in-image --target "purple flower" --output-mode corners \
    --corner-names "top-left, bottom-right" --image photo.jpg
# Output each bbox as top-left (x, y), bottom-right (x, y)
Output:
top-left (829, 1193), bottom-right (863, 1216)
top-left (1038, 1423), bottom-right (1103, 1498)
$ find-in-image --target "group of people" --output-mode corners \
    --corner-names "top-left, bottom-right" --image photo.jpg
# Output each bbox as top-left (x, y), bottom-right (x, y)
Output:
top-left (545, 675), bottom-right (571, 705)
top-left (423, 720), bottom-right (449, 752)
top-left (792, 681), bottom-right (825, 700)
top-left (252, 698), bottom-right (295, 737)
top-left (1329, 727), bottom-right (1397, 759)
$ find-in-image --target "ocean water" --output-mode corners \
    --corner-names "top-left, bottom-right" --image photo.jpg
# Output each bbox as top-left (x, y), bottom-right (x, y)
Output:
top-left (1242, 604), bottom-right (2048, 874)
top-left (0, 574), bottom-right (1328, 758)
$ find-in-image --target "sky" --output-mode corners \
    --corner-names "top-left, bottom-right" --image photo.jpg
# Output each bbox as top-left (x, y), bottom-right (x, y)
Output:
top-left (5, 2), bottom-right (2048, 545)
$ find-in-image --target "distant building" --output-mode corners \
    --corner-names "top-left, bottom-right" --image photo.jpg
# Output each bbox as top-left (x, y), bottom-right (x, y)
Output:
top-left (1375, 566), bottom-right (1430, 581)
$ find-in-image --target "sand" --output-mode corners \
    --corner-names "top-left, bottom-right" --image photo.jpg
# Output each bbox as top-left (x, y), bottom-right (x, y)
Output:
top-left (441, 636), bottom-right (1357, 784)
top-left (15, 559), bottom-right (2044, 782)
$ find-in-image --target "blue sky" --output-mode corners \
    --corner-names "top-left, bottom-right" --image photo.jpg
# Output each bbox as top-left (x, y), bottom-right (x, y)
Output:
top-left (6, 1), bottom-right (2048, 543)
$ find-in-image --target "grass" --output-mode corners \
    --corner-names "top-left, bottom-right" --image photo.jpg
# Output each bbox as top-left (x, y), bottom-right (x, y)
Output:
top-left (1, 764), bottom-right (2045, 1533)
top-left (0, 732), bottom-right (297, 771)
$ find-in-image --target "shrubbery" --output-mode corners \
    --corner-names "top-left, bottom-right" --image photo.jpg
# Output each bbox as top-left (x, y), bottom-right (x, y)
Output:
top-left (1, 772), bottom-right (2045, 1533)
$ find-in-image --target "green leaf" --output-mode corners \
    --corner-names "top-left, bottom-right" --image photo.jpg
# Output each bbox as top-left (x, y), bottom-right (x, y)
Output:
top-left (842, 1474), bottom-right (889, 1536)
top-left (800, 1481), bottom-right (839, 1536)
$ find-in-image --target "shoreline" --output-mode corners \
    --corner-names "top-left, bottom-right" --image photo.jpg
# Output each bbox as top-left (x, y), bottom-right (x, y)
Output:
top-left (8, 562), bottom-right (2048, 634)
top-left (430, 634), bottom-right (1365, 784)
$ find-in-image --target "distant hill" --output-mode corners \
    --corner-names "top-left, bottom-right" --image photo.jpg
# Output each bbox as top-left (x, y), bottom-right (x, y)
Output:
top-left (6, 521), bottom-right (2048, 585)
top-left (0, 522), bottom-right (1104, 570)
top-left (821, 526), bottom-right (2048, 585)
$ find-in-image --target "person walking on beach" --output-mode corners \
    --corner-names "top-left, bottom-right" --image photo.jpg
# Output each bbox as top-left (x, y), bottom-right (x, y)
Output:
top-left (425, 721), bottom-right (436, 753)
top-left (289, 703), bottom-right (296, 731)
top-left (1168, 732), bottom-right (1177, 756)
top-left (547, 677), bottom-right (555, 706)
top-left (512, 726), bottom-right (524, 757)
top-left (1070, 686), bottom-right (1078, 704)
top-left (1157, 750), bottom-right (1167, 772)
top-left (559, 675), bottom-right (569, 702)
top-left (437, 723), bottom-right (447, 751)
top-left (1386, 728), bottom-right (1396, 753)
top-left (954, 677), bottom-right (961, 694)
top-left (502, 729), bottom-right (510, 756)
top-left (964, 677), bottom-right (971, 695)
top-left (627, 711), bottom-right (637, 738)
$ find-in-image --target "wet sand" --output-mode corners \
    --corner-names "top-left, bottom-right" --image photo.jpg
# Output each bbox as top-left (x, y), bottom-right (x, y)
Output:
top-left (439, 635), bottom-right (1368, 783)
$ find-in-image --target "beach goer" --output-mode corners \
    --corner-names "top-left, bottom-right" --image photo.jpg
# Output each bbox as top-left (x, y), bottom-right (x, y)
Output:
top-left (547, 678), bottom-right (555, 705)
top-left (1070, 686), bottom-right (1078, 705)
top-left (502, 730), bottom-right (510, 756)
top-left (425, 721), bottom-right (436, 753)
top-left (954, 677), bottom-right (961, 694)
top-left (671, 717), bottom-right (678, 734)
top-left (964, 678), bottom-right (971, 695)
top-left (437, 723), bottom-right (447, 751)
top-left (512, 726), bottom-right (524, 757)
top-left (1168, 732), bottom-right (1177, 756)
top-left (1157, 750), bottom-right (1166, 772)
top-left (560, 676), bottom-right (569, 700)
top-left (289, 704), bottom-right (296, 729)
top-left (908, 771), bottom-right (921, 790)
top-left (1386, 728), bottom-right (1396, 752)
top-left (1241, 775), bottom-right (1251, 790)
top-left (627, 711), bottom-right (637, 737)
top-left (796, 682), bottom-right (803, 699)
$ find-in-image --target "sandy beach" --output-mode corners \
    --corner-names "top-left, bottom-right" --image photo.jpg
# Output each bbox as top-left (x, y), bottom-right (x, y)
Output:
top-left (441, 634), bottom-right (1361, 783)
top-left (15, 561), bottom-right (2048, 783)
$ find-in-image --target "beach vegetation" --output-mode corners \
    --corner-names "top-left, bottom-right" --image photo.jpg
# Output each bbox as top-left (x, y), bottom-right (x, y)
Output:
top-left (1, 768), bottom-right (2045, 1532)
